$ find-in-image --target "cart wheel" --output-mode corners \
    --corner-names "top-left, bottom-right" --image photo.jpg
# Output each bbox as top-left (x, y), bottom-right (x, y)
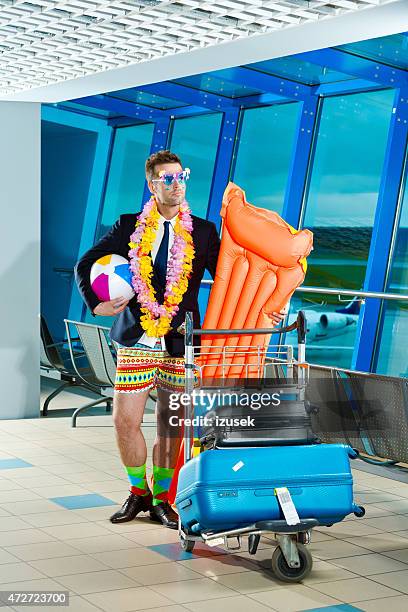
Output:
top-left (271, 543), bottom-right (313, 583)
top-left (297, 531), bottom-right (310, 545)
top-left (180, 536), bottom-right (195, 553)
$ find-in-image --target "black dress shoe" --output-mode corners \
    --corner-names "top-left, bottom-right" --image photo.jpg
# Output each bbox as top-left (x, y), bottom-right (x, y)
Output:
top-left (110, 492), bottom-right (153, 524)
top-left (149, 501), bottom-right (179, 529)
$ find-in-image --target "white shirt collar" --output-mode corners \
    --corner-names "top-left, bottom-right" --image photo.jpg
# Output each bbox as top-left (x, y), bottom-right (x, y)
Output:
top-left (157, 212), bottom-right (176, 228)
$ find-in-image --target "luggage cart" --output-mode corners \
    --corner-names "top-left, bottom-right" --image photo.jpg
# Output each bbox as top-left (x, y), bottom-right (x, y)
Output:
top-left (177, 311), bottom-right (364, 582)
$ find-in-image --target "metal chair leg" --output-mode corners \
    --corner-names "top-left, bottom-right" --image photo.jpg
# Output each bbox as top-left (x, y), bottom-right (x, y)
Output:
top-left (360, 456), bottom-right (398, 467)
top-left (42, 381), bottom-right (72, 417)
top-left (72, 397), bottom-right (111, 428)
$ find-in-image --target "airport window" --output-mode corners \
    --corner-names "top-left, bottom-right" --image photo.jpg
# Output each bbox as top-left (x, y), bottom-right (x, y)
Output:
top-left (386, 164), bottom-right (408, 297)
top-left (285, 293), bottom-right (361, 370)
top-left (83, 123), bottom-right (154, 325)
top-left (97, 123), bottom-right (155, 240)
top-left (376, 159), bottom-right (408, 377)
top-left (169, 113), bottom-right (223, 219)
top-left (302, 89), bottom-right (395, 291)
top-left (286, 89), bottom-right (395, 369)
top-left (233, 103), bottom-right (301, 214)
top-left (375, 300), bottom-right (408, 378)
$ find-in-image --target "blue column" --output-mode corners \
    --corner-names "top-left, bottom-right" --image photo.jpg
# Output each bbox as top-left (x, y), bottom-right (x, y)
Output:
top-left (352, 89), bottom-right (408, 372)
top-left (141, 117), bottom-right (171, 205)
top-left (281, 95), bottom-right (321, 228)
top-left (206, 108), bottom-right (241, 229)
top-left (68, 125), bottom-right (114, 321)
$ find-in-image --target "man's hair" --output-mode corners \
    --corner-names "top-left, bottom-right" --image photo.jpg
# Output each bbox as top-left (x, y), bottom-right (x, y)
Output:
top-left (145, 150), bottom-right (182, 180)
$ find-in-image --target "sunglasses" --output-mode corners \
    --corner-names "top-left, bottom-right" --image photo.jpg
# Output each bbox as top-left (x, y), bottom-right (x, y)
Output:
top-left (152, 168), bottom-right (190, 187)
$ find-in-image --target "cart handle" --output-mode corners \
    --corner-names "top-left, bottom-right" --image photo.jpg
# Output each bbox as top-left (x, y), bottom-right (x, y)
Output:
top-left (189, 311), bottom-right (307, 339)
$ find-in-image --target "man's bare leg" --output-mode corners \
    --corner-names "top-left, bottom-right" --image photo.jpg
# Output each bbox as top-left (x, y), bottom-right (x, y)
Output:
top-left (109, 389), bottom-right (152, 524)
top-left (112, 389), bottom-right (150, 466)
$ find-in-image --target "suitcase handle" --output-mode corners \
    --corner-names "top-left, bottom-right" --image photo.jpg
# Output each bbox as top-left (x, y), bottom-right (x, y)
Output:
top-left (348, 447), bottom-right (360, 459)
top-left (178, 498), bottom-right (192, 510)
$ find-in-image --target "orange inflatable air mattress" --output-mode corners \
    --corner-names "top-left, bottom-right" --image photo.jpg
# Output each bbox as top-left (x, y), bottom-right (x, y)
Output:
top-left (197, 182), bottom-right (313, 380)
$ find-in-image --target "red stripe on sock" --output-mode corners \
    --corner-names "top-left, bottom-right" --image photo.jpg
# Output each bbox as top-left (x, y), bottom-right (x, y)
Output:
top-left (154, 491), bottom-right (168, 503)
top-left (130, 486), bottom-right (149, 496)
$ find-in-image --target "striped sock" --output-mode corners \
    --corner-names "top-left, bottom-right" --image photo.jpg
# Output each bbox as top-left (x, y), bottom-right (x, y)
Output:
top-left (125, 464), bottom-right (149, 497)
top-left (152, 465), bottom-right (175, 506)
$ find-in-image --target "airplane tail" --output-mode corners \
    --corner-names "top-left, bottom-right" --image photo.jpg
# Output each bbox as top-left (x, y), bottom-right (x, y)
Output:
top-left (336, 297), bottom-right (361, 316)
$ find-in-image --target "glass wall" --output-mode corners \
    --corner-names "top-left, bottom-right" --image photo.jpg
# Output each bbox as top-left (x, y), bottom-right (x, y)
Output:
top-left (233, 103), bottom-right (300, 214)
top-left (169, 113), bottom-right (223, 322)
top-left (97, 123), bottom-right (154, 239)
top-left (376, 155), bottom-right (408, 376)
top-left (284, 90), bottom-right (395, 369)
top-left (53, 79), bottom-right (407, 375)
top-left (386, 168), bottom-right (408, 296)
top-left (375, 300), bottom-right (408, 377)
top-left (302, 89), bottom-right (395, 291)
top-left (85, 123), bottom-right (154, 325)
top-left (169, 113), bottom-right (223, 219)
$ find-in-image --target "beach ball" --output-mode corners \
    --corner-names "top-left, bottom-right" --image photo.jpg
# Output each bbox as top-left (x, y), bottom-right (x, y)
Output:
top-left (90, 254), bottom-right (135, 302)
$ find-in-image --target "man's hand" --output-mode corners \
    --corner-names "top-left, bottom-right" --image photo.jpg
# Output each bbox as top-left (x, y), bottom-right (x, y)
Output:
top-left (93, 297), bottom-right (129, 316)
top-left (177, 322), bottom-right (186, 335)
top-left (267, 305), bottom-right (289, 327)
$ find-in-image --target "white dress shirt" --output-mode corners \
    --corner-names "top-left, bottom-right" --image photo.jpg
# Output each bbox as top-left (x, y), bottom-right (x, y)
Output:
top-left (137, 213), bottom-right (176, 350)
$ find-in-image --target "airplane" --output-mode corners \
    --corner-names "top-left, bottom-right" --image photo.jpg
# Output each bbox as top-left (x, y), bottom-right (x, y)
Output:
top-left (287, 297), bottom-right (361, 343)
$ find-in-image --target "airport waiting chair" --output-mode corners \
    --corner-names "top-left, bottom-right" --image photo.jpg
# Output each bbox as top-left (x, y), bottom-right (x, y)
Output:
top-left (306, 365), bottom-right (408, 467)
top-left (306, 365), bottom-right (363, 451)
top-left (344, 371), bottom-right (408, 465)
top-left (40, 315), bottom-right (92, 417)
top-left (64, 319), bottom-right (117, 427)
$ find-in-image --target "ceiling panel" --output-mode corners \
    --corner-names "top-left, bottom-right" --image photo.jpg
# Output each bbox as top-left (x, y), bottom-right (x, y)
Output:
top-left (248, 55), bottom-right (356, 85)
top-left (172, 73), bottom-right (262, 98)
top-left (338, 33), bottom-right (408, 70)
top-left (0, 0), bottom-right (390, 96)
top-left (109, 87), bottom-right (189, 109)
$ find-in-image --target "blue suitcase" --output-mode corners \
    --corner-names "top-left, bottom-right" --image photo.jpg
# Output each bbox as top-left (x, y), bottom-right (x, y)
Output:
top-left (176, 443), bottom-right (363, 533)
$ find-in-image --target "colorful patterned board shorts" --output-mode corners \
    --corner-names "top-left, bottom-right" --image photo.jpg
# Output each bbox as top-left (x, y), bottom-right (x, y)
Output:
top-left (115, 341), bottom-right (198, 394)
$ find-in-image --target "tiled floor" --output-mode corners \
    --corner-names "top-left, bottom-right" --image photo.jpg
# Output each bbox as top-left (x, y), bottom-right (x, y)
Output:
top-left (1, 398), bottom-right (408, 611)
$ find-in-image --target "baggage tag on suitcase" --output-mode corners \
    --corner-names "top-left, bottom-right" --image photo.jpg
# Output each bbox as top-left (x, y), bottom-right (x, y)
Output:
top-left (275, 487), bottom-right (301, 525)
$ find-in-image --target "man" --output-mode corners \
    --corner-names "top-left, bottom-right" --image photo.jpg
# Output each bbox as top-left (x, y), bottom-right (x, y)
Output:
top-left (75, 150), bottom-right (285, 529)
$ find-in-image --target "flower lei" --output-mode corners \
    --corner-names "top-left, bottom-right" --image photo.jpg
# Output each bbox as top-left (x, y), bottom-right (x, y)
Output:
top-left (128, 196), bottom-right (195, 337)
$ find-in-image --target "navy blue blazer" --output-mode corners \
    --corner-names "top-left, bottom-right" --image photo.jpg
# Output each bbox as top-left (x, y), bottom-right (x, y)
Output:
top-left (74, 213), bottom-right (220, 357)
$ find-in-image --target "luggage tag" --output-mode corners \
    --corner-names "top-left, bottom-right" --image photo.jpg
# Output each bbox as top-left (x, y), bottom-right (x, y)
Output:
top-left (275, 487), bottom-right (300, 525)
